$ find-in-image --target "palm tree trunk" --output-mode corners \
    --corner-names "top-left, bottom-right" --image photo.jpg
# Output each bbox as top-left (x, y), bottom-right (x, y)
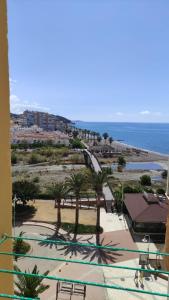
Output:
top-left (96, 195), bottom-right (101, 232)
top-left (56, 199), bottom-right (61, 233)
top-left (96, 195), bottom-right (101, 245)
top-left (74, 197), bottom-right (79, 233)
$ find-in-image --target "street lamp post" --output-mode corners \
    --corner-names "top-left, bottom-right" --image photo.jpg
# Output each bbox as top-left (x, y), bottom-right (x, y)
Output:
top-left (141, 234), bottom-right (150, 267)
top-left (13, 195), bottom-right (17, 236)
top-left (142, 234), bottom-right (150, 252)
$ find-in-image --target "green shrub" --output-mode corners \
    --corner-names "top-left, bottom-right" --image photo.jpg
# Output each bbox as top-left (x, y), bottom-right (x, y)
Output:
top-left (161, 170), bottom-right (167, 179)
top-left (140, 175), bottom-right (151, 186)
top-left (33, 176), bottom-right (40, 183)
top-left (117, 156), bottom-right (126, 167)
top-left (156, 188), bottom-right (165, 195)
top-left (28, 153), bottom-right (45, 164)
top-left (102, 167), bottom-right (113, 175)
top-left (123, 185), bottom-right (143, 193)
top-left (13, 232), bottom-right (30, 261)
top-left (70, 138), bottom-right (85, 149)
top-left (61, 223), bottom-right (103, 234)
top-left (144, 187), bottom-right (154, 193)
top-left (11, 152), bottom-right (18, 165)
top-left (13, 180), bottom-right (40, 204)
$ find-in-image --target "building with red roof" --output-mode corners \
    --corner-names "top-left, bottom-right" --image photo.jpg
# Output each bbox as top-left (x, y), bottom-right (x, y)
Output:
top-left (124, 192), bottom-right (169, 236)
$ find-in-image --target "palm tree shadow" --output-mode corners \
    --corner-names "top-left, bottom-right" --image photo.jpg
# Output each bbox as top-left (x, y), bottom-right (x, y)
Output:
top-left (82, 235), bottom-right (122, 264)
top-left (57, 233), bottom-right (93, 257)
top-left (38, 231), bottom-right (70, 250)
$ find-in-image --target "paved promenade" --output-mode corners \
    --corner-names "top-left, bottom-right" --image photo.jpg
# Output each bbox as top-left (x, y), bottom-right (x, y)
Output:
top-left (16, 210), bottom-right (167, 300)
top-left (100, 209), bottom-right (167, 300)
top-left (84, 150), bottom-right (114, 211)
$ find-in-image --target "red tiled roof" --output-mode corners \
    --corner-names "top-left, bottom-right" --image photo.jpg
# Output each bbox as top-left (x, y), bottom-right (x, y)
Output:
top-left (124, 193), bottom-right (169, 223)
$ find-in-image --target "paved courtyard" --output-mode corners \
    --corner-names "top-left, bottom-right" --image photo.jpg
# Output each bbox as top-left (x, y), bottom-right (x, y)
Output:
top-left (100, 209), bottom-right (167, 300)
top-left (13, 208), bottom-right (167, 300)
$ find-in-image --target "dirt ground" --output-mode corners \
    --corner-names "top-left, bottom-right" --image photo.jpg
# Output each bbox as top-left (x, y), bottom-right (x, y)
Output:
top-left (12, 164), bottom-right (86, 186)
top-left (31, 200), bottom-right (96, 225)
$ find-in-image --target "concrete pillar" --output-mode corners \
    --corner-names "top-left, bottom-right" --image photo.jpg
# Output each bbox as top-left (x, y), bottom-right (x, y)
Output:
top-left (164, 217), bottom-right (169, 271)
top-left (0, 0), bottom-right (14, 297)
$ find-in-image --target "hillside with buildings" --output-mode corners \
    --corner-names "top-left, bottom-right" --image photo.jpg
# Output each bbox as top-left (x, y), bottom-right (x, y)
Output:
top-left (11, 110), bottom-right (72, 131)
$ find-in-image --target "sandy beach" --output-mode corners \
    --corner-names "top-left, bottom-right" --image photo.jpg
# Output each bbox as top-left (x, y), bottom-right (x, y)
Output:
top-left (102, 140), bottom-right (168, 163)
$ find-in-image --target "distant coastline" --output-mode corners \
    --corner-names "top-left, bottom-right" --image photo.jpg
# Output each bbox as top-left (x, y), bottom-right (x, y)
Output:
top-left (75, 121), bottom-right (169, 156)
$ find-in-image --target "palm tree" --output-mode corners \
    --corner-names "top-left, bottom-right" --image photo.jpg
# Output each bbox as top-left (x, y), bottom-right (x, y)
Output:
top-left (66, 173), bottom-right (86, 233)
top-left (84, 129), bottom-right (88, 139)
top-left (114, 189), bottom-right (123, 213)
top-left (102, 132), bottom-right (109, 144)
top-left (14, 265), bottom-right (49, 298)
top-left (92, 131), bottom-right (96, 141)
top-left (72, 130), bottom-right (79, 139)
top-left (82, 129), bottom-right (86, 139)
top-left (117, 156), bottom-right (126, 171)
top-left (90, 171), bottom-right (107, 244)
top-left (87, 130), bottom-right (90, 140)
top-left (97, 135), bottom-right (102, 143)
top-left (47, 182), bottom-right (68, 233)
top-left (109, 137), bottom-right (113, 145)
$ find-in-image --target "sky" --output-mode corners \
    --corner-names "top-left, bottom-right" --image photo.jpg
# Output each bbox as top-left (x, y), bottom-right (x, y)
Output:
top-left (7, 0), bottom-right (169, 122)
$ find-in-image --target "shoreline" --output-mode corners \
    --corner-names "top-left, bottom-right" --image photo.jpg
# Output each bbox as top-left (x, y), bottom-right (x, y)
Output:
top-left (112, 140), bottom-right (169, 159)
top-left (75, 122), bottom-right (169, 158)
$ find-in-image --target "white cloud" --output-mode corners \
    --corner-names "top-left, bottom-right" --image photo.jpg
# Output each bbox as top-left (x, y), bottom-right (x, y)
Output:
top-left (140, 110), bottom-right (150, 115)
top-left (116, 112), bottom-right (124, 116)
top-left (9, 78), bottom-right (17, 84)
top-left (9, 78), bottom-right (17, 92)
top-left (10, 94), bottom-right (49, 114)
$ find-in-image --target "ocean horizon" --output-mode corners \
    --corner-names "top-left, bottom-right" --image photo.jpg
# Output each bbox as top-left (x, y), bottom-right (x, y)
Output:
top-left (75, 121), bottom-right (169, 155)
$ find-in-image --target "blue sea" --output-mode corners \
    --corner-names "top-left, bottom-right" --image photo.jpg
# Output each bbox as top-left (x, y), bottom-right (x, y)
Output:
top-left (75, 122), bottom-right (169, 155)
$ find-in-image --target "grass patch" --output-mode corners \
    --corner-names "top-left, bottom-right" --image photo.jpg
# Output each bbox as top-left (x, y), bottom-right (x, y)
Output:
top-left (61, 222), bottom-right (103, 234)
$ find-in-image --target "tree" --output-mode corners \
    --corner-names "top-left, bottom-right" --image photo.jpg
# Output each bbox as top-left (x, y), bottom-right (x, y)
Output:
top-left (89, 171), bottom-right (107, 244)
top-left (117, 156), bottom-right (126, 168)
top-left (14, 265), bottom-right (49, 298)
top-left (66, 173), bottom-right (86, 233)
top-left (87, 130), bottom-right (91, 140)
top-left (102, 132), bottom-right (109, 143)
top-left (91, 131), bottom-right (97, 141)
top-left (140, 175), bottom-right (151, 186)
top-left (156, 188), bottom-right (165, 195)
top-left (70, 138), bottom-right (84, 149)
top-left (11, 152), bottom-right (18, 165)
top-left (84, 129), bottom-right (88, 139)
top-left (47, 182), bottom-right (68, 233)
top-left (13, 180), bottom-right (39, 205)
top-left (114, 190), bottom-right (123, 212)
top-left (97, 135), bottom-right (102, 143)
top-left (109, 137), bottom-right (113, 145)
top-left (162, 170), bottom-right (168, 179)
top-left (72, 130), bottom-right (79, 139)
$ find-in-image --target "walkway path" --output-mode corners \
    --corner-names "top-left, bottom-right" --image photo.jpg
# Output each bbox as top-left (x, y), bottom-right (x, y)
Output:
top-left (84, 149), bottom-right (114, 212)
top-left (100, 210), bottom-right (166, 300)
